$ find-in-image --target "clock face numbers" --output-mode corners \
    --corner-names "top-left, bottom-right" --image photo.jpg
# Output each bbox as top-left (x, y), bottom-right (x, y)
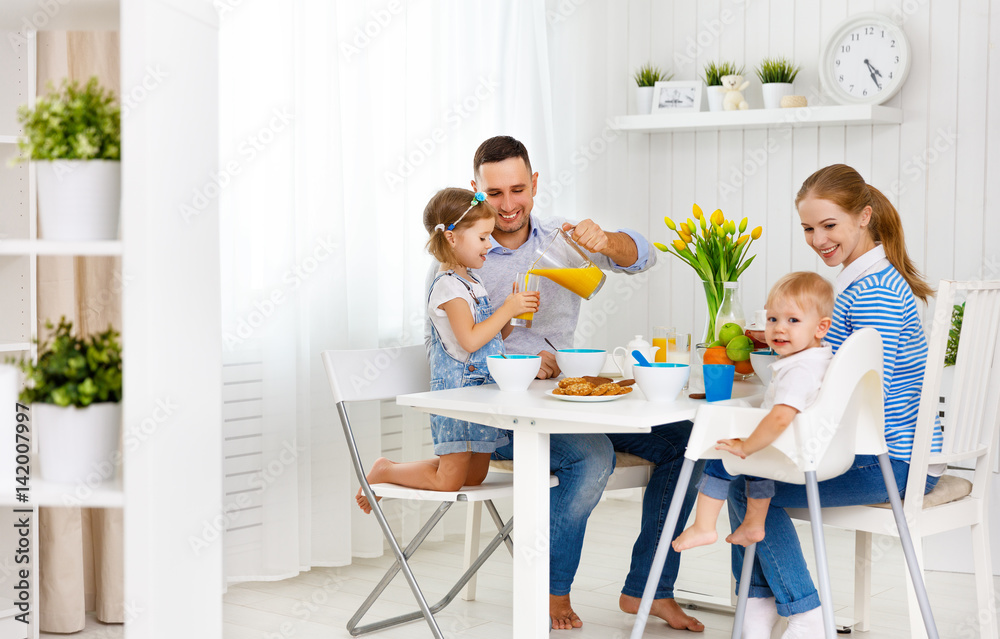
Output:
top-left (833, 24), bottom-right (903, 100)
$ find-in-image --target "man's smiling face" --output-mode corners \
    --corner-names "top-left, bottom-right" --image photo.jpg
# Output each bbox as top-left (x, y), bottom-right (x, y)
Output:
top-left (473, 157), bottom-right (538, 237)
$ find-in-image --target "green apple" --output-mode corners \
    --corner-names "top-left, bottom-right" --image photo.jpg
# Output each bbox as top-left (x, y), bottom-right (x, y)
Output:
top-left (726, 335), bottom-right (754, 362)
top-left (718, 322), bottom-right (744, 346)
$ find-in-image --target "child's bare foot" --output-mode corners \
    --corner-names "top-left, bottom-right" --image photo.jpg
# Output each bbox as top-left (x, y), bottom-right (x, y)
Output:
top-left (672, 526), bottom-right (717, 552)
top-left (725, 522), bottom-right (765, 547)
top-left (549, 594), bottom-right (583, 629)
top-left (356, 457), bottom-right (394, 514)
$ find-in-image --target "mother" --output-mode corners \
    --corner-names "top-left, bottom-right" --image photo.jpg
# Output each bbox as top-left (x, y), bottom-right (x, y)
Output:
top-left (730, 164), bottom-right (944, 638)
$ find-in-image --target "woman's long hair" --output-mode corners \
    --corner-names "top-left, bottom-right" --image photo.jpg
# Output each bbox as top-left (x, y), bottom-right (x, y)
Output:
top-left (796, 164), bottom-right (933, 303)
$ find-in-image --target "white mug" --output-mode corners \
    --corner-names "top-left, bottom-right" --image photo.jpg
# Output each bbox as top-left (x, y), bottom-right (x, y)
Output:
top-left (612, 346), bottom-right (655, 379)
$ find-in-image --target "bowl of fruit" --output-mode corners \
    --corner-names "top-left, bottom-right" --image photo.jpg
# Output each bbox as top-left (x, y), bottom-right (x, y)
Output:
top-left (701, 322), bottom-right (756, 380)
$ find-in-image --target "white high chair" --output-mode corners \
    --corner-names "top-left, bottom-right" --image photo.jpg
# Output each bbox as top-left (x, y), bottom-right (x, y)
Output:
top-left (628, 328), bottom-right (939, 639)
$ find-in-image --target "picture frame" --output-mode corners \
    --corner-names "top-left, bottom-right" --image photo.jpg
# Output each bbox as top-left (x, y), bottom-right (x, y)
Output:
top-left (651, 80), bottom-right (704, 113)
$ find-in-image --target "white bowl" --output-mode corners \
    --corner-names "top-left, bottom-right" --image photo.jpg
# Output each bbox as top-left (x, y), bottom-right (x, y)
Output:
top-left (633, 363), bottom-right (689, 402)
top-left (486, 355), bottom-right (541, 391)
top-left (555, 349), bottom-right (607, 378)
top-left (749, 350), bottom-right (779, 387)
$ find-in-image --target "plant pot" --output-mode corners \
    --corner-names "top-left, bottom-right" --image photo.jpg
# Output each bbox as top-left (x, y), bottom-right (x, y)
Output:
top-left (34, 402), bottom-right (121, 485)
top-left (35, 160), bottom-right (121, 240)
top-left (706, 85), bottom-right (726, 112)
top-left (761, 82), bottom-right (793, 109)
top-left (635, 86), bottom-right (654, 115)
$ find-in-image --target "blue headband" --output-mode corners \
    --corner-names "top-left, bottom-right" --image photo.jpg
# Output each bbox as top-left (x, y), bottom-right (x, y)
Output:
top-left (447, 192), bottom-right (487, 231)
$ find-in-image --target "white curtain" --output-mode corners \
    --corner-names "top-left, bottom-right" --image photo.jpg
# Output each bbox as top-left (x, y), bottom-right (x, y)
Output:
top-left (220, 0), bottom-right (553, 582)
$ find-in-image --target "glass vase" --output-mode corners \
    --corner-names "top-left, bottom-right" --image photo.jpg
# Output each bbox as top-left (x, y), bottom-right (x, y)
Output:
top-left (715, 281), bottom-right (746, 336)
top-left (700, 280), bottom-right (724, 344)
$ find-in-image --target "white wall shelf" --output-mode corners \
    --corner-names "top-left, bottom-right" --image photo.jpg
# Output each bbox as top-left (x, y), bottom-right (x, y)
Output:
top-left (0, 135), bottom-right (16, 144)
top-left (0, 479), bottom-right (123, 508)
top-left (613, 104), bottom-right (902, 133)
top-left (0, 342), bottom-right (30, 352)
top-left (0, 240), bottom-right (122, 256)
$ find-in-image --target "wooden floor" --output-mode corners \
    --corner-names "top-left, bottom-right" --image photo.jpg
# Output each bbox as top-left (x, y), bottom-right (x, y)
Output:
top-left (49, 496), bottom-right (999, 638)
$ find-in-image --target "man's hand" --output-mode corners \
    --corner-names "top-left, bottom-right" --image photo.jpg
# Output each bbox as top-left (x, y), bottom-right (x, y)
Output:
top-left (716, 438), bottom-right (748, 459)
top-left (562, 220), bottom-right (638, 267)
top-left (563, 219), bottom-right (609, 253)
top-left (536, 350), bottom-right (561, 379)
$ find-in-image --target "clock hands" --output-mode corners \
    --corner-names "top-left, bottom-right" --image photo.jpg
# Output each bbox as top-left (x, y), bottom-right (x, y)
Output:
top-left (863, 58), bottom-right (883, 90)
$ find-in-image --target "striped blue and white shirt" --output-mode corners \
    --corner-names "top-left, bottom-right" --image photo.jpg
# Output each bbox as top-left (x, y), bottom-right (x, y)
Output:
top-left (825, 247), bottom-right (943, 462)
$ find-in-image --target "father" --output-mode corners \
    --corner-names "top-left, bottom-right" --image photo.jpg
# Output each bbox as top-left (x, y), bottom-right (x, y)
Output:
top-left (472, 135), bottom-right (705, 631)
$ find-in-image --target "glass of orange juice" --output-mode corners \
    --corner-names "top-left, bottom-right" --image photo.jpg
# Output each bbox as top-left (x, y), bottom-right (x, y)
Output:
top-left (652, 326), bottom-right (676, 363)
top-left (510, 272), bottom-right (540, 328)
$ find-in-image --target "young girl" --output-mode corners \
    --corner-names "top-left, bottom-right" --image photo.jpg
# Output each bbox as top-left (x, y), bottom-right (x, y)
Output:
top-left (671, 272), bottom-right (834, 552)
top-left (357, 187), bottom-right (539, 513)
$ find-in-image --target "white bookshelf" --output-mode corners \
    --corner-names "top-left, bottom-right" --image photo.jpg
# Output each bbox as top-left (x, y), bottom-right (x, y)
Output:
top-left (0, 479), bottom-right (124, 509)
top-left (0, 240), bottom-right (123, 256)
top-left (613, 104), bottom-right (902, 134)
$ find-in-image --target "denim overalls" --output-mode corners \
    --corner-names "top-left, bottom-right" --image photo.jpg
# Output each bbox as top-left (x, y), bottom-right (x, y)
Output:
top-left (426, 271), bottom-right (509, 455)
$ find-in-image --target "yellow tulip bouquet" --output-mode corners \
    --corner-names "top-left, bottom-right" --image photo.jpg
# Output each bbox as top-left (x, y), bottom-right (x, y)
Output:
top-left (654, 204), bottom-right (762, 343)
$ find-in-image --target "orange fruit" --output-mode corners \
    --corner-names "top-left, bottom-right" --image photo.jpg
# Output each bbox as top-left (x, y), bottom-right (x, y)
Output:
top-left (734, 359), bottom-right (754, 375)
top-left (702, 346), bottom-right (733, 366)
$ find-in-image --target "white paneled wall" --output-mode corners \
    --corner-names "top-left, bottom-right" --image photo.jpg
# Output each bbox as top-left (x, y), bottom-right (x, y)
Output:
top-left (544, 0), bottom-right (999, 347)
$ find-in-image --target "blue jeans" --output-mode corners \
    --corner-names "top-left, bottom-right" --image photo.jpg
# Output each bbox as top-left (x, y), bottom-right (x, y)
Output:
top-left (493, 421), bottom-right (703, 597)
top-left (725, 455), bottom-right (939, 616)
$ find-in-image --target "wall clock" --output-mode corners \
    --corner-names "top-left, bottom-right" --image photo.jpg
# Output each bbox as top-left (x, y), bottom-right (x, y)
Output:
top-left (820, 13), bottom-right (911, 105)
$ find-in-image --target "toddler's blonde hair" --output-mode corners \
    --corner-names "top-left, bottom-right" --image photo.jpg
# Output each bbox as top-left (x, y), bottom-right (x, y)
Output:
top-left (766, 271), bottom-right (834, 319)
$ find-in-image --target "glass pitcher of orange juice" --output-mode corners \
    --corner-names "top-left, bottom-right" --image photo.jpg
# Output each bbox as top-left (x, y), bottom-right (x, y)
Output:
top-left (528, 229), bottom-right (606, 300)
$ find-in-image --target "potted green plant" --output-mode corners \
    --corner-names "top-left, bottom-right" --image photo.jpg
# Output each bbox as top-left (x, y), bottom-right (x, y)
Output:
top-left (13, 77), bottom-right (121, 240)
top-left (703, 61), bottom-right (744, 112)
top-left (8, 318), bottom-right (122, 485)
top-left (632, 63), bottom-right (671, 115)
top-left (755, 56), bottom-right (801, 109)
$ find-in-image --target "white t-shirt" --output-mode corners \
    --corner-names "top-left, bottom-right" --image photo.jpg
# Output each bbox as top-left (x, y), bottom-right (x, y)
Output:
top-left (762, 345), bottom-right (834, 411)
top-left (427, 272), bottom-right (489, 361)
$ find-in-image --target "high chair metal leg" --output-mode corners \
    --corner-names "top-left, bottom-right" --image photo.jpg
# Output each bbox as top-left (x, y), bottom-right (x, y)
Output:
top-left (731, 542), bottom-right (756, 639)
top-left (629, 458), bottom-right (697, 639)
top-left (805, 470), bottom-right (837, 639)
top-left (877, 453), bottom-right (939, 639)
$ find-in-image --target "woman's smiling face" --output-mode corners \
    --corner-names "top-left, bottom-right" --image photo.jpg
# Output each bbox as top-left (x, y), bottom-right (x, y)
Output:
top-left (797, 195), bottom-right (874, 269)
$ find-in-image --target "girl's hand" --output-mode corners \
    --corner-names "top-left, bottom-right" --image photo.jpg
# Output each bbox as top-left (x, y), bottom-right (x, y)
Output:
top-left (503, 290), bottom-right (539, 317)
top-left (715, 438), bottom-right (748, 459)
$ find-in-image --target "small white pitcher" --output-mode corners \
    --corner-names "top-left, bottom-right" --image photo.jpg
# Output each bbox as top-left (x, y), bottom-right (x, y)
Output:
top-left (612, 335), bottom-right (655, 379)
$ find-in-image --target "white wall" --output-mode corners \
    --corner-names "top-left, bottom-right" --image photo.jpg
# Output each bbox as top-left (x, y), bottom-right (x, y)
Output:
top-left (542, 0), bottom-right (999, 348)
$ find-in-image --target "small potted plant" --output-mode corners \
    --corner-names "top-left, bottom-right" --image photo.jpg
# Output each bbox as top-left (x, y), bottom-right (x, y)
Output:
top-left (703, 61), bottom-right (744, 112)
top-left (632, 63), bottom-right (672, 115)
top-left (13, 77), bottom-right (121, 240)
top-left (8, 318), bottom-right (122, 485)
top-left (755, 56), bottom-right (801, 109)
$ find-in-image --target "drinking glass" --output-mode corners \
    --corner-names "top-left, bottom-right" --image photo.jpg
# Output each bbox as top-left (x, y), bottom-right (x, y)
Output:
top-left (667, 332), bottom-right (691, 365)
top-left (652, 326), bottom-right (676, 363)
top-left (510, 272), bottom-right (541, 328)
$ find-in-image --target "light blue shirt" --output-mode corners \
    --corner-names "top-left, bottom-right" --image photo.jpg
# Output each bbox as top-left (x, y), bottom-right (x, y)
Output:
top-left (425, 214), bottom-right (655, 357)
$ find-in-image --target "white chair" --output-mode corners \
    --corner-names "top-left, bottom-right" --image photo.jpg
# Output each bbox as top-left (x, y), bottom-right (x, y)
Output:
top-left (628, 328), bottom-right (940, 639)
top-left (322, 346), bottom-right (521, 639)
top-left (788, 279), bottom-right (1000, 639)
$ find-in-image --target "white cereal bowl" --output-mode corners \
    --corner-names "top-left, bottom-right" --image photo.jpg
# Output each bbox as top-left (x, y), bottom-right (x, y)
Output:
top-left (487, 355), bottom-right (541, 391)
top-left (555, 349), bottom-right (607, 378)
top-left (633, 363), bottom-right (689, 402)
top-left (749, 350), bottom-right (779, 387)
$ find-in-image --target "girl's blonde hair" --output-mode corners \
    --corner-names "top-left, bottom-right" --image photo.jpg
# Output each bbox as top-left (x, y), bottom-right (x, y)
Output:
top-left (795, 164), bottom-right (933, 303)
top-left (423, 187), bottom-right (496, 266)
top-left (766, 271), bottom-right (835, 319)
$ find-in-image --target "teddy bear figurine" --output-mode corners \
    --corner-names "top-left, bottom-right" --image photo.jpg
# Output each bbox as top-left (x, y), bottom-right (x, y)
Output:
top-left (721, 74), bottom-right (749, 111)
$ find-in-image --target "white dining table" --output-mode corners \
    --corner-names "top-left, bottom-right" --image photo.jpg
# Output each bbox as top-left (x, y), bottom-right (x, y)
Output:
top-left (397, 378), bottom-right (764, 639)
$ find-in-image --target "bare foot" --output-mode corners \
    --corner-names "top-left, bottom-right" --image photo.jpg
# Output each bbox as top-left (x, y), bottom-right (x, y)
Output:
top-left (550, 594), bottom-right (583, 630)
top-left (619, 594), bottom-right (704, 632)
top-left (725, 522), bottom-right (765, 547)
top-left (671, 525), bottom-right (718, 552)
top-left (356, 457), bottom-right (393, 514)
